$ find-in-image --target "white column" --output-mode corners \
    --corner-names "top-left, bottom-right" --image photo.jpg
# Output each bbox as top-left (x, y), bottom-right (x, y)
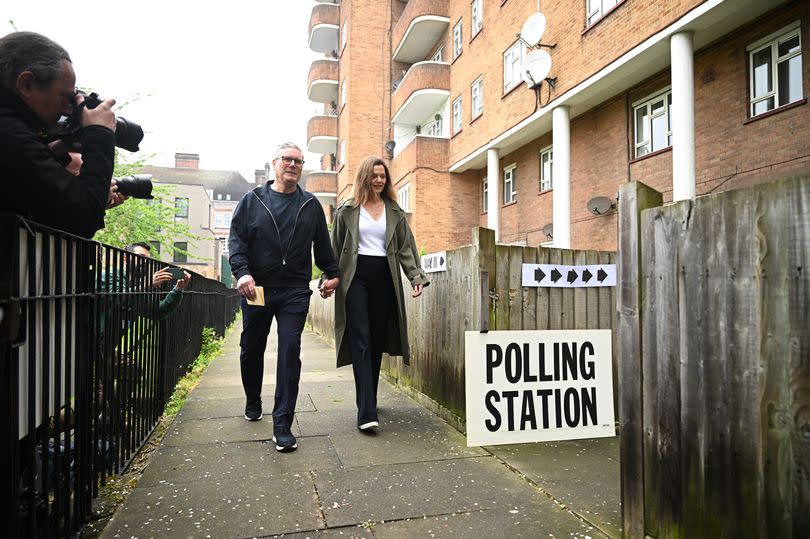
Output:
top-left (552, 106), bottom-right (571, 249)
top-left (670, 31), bottom-right (696, 201)
top-left (487, 148), bottom-right (500, 242)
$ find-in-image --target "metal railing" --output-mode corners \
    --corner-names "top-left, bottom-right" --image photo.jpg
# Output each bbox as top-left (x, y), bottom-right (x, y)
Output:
top-left (0, 214), bottom-right (240, 537)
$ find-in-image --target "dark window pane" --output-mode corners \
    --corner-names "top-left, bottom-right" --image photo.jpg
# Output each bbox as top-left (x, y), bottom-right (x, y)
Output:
top-left (173, 242), bottom-right (188, 263)
top-left (752, 48), bottom-right (772, 98)
top-left (778, 55), bottom-right (803, 106)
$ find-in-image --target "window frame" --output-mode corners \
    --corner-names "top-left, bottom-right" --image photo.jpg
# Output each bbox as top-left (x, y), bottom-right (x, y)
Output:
top-left (452, 95), bottom-right (463, 135)
top-left (503, 163), bottom-right (517, 204)
top-left (471, 0), bottom-right (483, 37)
top-left (214, 211), bottom-right (232, 230)
top-left (453, 20), bottom-right (463, 59)
top-left (471, 75), bottom-right (483, 120)
top-left (173, 241), bottom-right (188, 264)
top-left (397, 182), bottom-right (412, 213)
top-left (174, 197), bottom-right (189, 219)
top-left (747, 23), bottom-right (803, 118)
top-left (341, 20), bottom-right (347, 51)
top-left (503, 41), bottom-right (525, 94)
top-left (587, 0), bottom-right (619, 27)
top-left (539, 146), bottom-right (553, 192)
top-left (339, 138), bottom-right (346, 165)
top-left (431, 46), bottom-right (444, 62)
top-left (632, 88), bottom-right (673, 158)
top-left (340, 78), bottom-right (347, 110)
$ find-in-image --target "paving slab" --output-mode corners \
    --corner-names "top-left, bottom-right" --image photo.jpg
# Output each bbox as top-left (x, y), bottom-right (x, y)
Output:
top-left (312, 456), bottom-right (600, 535)
top-left (487, 439), bottom-right (621, 537)
top-left (101, 474), bottom-right (321, 538)
top-left (177, 394), bottom-right (316, 420)
top-left (372, 507), bottom-right (605, 538)
top-left (138, 437), bottom-right (343, 488)
top-left (160, 416), bottom-right (302, 446)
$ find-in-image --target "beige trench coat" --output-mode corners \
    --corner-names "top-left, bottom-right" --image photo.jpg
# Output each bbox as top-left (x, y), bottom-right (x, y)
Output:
top-left (331, 198), bottom-right (429, 368)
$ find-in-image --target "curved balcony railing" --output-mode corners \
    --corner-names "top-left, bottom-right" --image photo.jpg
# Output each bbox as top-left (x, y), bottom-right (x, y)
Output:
top-left (392, 0), bottom-right (449, 63)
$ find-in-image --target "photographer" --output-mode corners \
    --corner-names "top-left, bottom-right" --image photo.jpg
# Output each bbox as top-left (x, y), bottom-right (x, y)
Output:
top-left (0, 31), bottom-right (118, 238)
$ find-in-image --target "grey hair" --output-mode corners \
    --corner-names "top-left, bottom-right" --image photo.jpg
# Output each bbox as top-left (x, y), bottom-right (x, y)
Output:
top-left (274, 142), bottom-right (302, 158)
top-left (0, 32), bottom-right (72, 93)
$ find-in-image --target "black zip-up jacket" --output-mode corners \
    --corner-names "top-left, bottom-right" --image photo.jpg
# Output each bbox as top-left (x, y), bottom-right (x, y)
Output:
top-left (228, 181), bottom-right (340, 288)
top-left (0, 89), bottom-right (115, 238)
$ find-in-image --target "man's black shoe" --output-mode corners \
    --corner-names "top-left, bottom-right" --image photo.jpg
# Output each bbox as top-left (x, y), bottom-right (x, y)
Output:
top-left (272, 427), bottom-right (297, 452)
top-left (244, 399), bottom-right (263, 421)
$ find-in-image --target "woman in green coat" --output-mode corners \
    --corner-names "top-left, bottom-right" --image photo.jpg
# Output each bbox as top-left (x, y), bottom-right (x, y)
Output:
top-left (329, 156), bottom-right (429, 431)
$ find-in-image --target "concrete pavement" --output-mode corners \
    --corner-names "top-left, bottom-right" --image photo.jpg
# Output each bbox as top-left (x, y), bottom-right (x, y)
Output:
top-left (101, 325), bottom-right (620, 538)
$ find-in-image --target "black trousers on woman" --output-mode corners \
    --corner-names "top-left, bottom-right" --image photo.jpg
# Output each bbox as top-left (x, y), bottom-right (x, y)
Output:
top-left (346, 255), bottom-right (395, 426)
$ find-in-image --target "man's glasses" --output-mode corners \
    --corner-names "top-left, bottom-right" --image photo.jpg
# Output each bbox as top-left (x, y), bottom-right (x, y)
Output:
top-left (279, 156), bottom-right (305, 167)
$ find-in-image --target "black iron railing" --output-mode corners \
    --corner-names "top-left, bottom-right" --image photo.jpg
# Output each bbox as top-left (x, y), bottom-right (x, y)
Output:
top-left (0, 214), bottom-right (239, 537)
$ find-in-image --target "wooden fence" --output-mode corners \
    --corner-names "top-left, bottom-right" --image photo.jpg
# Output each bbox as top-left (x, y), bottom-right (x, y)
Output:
top-left (618, 177), bottom-right (810, 538)
top-left (308, 227), bottom-right (617, 427)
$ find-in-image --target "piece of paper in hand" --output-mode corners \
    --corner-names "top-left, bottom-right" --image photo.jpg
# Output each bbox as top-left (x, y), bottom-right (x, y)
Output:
top-left (246, 286), bottom-right (265, 306)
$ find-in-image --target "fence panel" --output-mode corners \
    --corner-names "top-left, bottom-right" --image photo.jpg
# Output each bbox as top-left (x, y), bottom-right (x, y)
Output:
top-left (618, 176), bottom-right (810, 538)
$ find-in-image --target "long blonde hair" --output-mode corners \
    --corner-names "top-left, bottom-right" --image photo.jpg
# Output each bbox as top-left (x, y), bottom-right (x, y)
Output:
top-left (351, 156), bottom-right (396, 206)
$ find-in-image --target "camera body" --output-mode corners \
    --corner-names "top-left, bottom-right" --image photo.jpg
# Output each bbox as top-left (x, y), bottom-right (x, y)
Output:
top-left (54, 90), bottom-right (144, 152)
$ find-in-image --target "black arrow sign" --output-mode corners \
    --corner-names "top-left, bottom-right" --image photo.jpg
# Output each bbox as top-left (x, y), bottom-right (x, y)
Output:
top-left (598, 268), bottom-right (608, 282)
top-left (551, 269), bottom-right (562, 283)
top-left (582, 268), bottom-right (593, 283)
top-left (567, 269), bottom-right (578, 283)
top-left (534, 268), bottom-right (546, 282)
top-left (440, 256), bottom-right (445, 266)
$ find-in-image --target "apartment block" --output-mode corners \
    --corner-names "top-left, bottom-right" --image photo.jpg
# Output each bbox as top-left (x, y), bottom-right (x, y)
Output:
top-left (306, 0), bottom-right (809, 252)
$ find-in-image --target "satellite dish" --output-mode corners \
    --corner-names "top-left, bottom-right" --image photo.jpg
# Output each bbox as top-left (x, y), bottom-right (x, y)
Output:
top-left (520, 12), bottom-right (547, 46)
top-left (524, 49), bottom-right (552, 87)
top-left (542, 223), bottom-right (553, 239)
top-left (587, 196), bottom-right (616, 215)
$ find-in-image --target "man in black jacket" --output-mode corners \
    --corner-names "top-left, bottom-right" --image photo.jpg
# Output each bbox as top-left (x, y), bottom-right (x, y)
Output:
top-left (0, 31), bottom-right (118, 238)
top-left (229, 142), bottom-right (340, 452)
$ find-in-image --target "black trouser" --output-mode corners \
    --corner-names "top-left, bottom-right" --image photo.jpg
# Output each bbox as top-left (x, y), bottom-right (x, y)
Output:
top-left (346, 255), bottom-right (395, 426)
top-left (239, 286), bottom-right (312, 430)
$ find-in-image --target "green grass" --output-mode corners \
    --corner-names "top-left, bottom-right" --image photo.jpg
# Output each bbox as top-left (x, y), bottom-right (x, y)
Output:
top-left (164, 326), bottom-right (225, 416)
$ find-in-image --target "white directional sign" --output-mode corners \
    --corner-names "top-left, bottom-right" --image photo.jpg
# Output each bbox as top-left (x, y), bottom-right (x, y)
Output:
top-left (421, 251), bottom-right (447, 274)
top-left (521, 263), bottom-right (616, 288)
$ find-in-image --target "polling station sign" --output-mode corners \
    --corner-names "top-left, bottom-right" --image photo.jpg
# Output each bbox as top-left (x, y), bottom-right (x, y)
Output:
top-left (464, 330), bottom-right (615, 447)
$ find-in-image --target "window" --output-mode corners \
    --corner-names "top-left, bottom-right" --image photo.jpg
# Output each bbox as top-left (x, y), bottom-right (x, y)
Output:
top-left (341, 78), bottom-right (347, 109)
top-left (216, 194), bottom-right (222, 200)
top-left (471, 76), bottom-right (483, 119)
top-left (174, 197), bottom-right (189, 218)
top-left (453, 96), bottom-right (463, 134)
top-left (634, 89), bottom-right (672, 158)
top-left (226, 194), bottom-right (231, 201)
top-left (397, 183), bottom-right (411, 212)
top-left (214, 211), bottom-right (233, 229)
top-left (149, 241), bottom-right (161, 256)
top-left (587, 0), bottom-right (619, 27)
top-left (219, 238), bottom-right (227, 253)
top-left (173, 242), bottom-right (188, 264)
top-left (482, 177), bottom-right (488, 213)
top-left (431, 47), bottom-right (443, 62)
top-left (339, 139), bottom-right (346, 165)
top-left (503, 41), bottom-right (525, 93)
top-left (504, 164), bottom-right (517, 204)
top-left (540, 147), bottom-right (553, 191)
top-left (748, 24), bottom-right (803, 117)
top-left (341, 21), bottom-right (347, 51)
top-left (424, 116), bottom-right (442, 137)
top-left (453, 20), bottom-right (463, 59)
top-left (471, 0), bottom-right (483, 36)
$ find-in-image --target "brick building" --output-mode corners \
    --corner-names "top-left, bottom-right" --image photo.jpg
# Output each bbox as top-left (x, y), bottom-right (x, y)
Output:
top-left (306, 0), bottom-right (809, 252)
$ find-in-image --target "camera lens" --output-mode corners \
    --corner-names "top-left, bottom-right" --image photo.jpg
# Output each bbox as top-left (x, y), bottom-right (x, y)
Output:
top-left (115, 118), bottom-right (144, 152)
top-left (115, 174), bottom-right (154, 199)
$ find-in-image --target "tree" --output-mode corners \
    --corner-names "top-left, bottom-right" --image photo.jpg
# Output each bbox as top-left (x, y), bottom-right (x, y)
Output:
top-left (93, 151), bottom-right (202, 260)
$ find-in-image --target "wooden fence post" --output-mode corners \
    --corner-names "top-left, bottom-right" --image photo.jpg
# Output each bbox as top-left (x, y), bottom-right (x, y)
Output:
top-left (617, 181), bottom-right (662, 538)
top-left (471, 227), bottom-right (496, 332)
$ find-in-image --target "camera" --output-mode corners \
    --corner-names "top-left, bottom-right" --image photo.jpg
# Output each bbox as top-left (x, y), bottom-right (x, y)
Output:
top-left (114, 174), bottom-right (154, 199)
top-left (54, 90), bottom-right (144, 152)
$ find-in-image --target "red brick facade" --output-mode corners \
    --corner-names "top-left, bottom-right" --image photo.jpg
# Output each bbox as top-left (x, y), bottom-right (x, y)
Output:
top-left (307, 0), bottom-right (810, 252)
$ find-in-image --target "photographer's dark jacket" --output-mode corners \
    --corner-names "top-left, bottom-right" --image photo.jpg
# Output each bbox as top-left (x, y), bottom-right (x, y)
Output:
top-left (228, 181), bottom-right (339, 288)
top-left (0, 89), bottom-right (114, 238)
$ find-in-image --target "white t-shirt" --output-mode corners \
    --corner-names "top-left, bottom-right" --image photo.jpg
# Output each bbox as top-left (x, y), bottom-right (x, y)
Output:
top-left (358, 205), bottom-right (387, 256)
